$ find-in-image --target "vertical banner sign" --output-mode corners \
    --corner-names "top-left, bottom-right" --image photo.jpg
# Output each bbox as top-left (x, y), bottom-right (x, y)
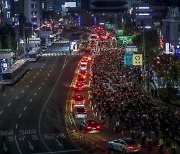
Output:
top-left (124, 52), bottom-right (133, 66)
top-left (133, 54), bottom-right (143, 66)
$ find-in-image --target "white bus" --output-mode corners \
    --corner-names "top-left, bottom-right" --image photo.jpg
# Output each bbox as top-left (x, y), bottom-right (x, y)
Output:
top-left (1, 58), bottom-right (29, 85)
top-left (28, 47), bottom-right (41, 62)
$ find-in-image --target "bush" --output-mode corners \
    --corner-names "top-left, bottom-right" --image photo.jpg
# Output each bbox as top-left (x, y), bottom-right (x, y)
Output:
top-left (158, 88), bottom-right (180, 105)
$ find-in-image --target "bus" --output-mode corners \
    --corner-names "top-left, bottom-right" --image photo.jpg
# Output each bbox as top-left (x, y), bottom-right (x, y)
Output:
top-left (28, 47), bottom-right (41, 62)
top-left (1, 58), bottom-right (29, 85)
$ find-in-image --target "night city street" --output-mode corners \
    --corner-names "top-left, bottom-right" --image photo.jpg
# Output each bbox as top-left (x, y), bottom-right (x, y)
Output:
top-left (0, 0), bottom-right (180, 154)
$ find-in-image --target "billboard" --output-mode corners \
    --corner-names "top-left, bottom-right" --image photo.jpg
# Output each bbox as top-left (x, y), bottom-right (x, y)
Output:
top-left (65, 2), bottom-right (77, 8)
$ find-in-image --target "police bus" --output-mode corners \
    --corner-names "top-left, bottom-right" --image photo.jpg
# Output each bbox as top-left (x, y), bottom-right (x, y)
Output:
top-left (28, 47), bottom-right (41, 62)
top-left (1, 58), bottom-right (29, 85)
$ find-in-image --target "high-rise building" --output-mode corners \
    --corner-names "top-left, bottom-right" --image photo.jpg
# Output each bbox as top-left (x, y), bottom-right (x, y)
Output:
top-left (42, 0), bottom-right (63, 12)
top-left (90, 0), bottom-right (128, 13)
top-left (24, 0), bottom-right (41, 29)
top-left (131, 1), bottom-right (166, 27)
top-left (162, 7), bottom-right (180, 52)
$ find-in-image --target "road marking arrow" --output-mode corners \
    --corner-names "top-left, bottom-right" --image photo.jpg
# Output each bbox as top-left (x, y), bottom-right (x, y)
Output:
top-left (28, 141), bottom-right (34, 150)
top-left (56, 139), bottom-right (63, 148)
top-left (3, 142), bottom-right (8, 152)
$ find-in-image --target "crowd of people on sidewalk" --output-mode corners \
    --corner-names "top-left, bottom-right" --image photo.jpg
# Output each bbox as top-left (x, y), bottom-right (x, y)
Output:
top-left (90, 45), bottom-right (180, 153)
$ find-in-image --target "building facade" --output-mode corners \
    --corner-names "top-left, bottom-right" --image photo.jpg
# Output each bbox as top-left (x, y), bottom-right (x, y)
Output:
top-left (24, 0), bottom-right (41, 29)
top-left (132, 1), bottom-right (166, 27)
top-left (162, 7), bottom-right (180, 52)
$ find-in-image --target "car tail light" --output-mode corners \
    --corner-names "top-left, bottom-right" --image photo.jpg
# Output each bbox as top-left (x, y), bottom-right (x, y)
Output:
top-left (128, 146), bottom-right (134, 149)
top-left (96, 125), bottom-right (100, 129)
top-left (83, 100), bottom-right (85, 104)
top-left (88, 57), bottom-right (91, 60)
top-left (87, 126), bottom-right (91, 130)
top-left (137, 144), bottom-right (141, 148)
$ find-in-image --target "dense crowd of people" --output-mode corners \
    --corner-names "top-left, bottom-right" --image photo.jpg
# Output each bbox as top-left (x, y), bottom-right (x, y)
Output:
top-left (90, 44), bottom-right (180, 153)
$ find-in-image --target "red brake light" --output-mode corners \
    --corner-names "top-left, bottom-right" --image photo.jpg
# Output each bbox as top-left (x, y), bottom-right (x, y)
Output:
top-left (83, 100), bottom-right (85, 104)
top-left (87, 126), bottom-right (92, 130)
top-left (138, 144), bottom-right (141, 148)
top-left (96, 125), bottom-right (100, 129)
top-left (128, 146), bottom-right (134, 149)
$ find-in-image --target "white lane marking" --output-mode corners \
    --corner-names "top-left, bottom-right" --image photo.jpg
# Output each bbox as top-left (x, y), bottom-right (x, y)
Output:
top-left (50, 70), bottom-right (52, 73)
top-left (47, 74), bottom-right (50, 76)
top-left (44, 63), bottom-right (45, 66)
top-left (42, 82), bottom-right (44, 85)
top-left (0, 111), bottom-right (3, 115)
top-left (40, 69), bottom-right (42, 72)
top-left (24, 106), bottom-right (27, 111)
top-left (30, 80), bottom-right (33, 83)
top-left (21, 90), bottom-right (24, 93)
top-left (55, 139), bottom-right (63, 148)
top-left (45, 78), bottom-right (47, 81)
top-left (34, 93), bottom-right (37, 96)
top-left (19, 114), bottom-right (22, 118)
top-left (39, 87), bottom-right (41, 90)
top-left (15, 135), bottom-right (22, 154)
top-left (41, 66), bottom-right (44, 68)
top-left (38, 55), bottom-right (68, 152)
top-left (15, 96), bottom-right (18, 100)
top-left (3, 93), bottom-right (6, 96)
top-left (15, 124), bottom-right (18, 129)
top-left (29, 99), bottom-right (32, 102)
top-left (27, 85), bottom-right (29, 88)
top-left (7, 103), bottom-right (11, 107)
top-left (34, 76), bottom-right (36, 79)
top-left (37, 72), bottom-right (39, 75)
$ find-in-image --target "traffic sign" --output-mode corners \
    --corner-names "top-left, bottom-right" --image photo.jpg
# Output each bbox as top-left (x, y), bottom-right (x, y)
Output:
top-left (125, 46), bottom-right (138, 53)
top-left (105, 23), bottom-right (115, 29)
top-left (117, 30), bottom-right (123, 36)
top-left (124, 52), bottom-right (133, 66)
top-left (117, 36), bottom-right (132, 45)
top-left (133, 54), bottom-right (143, 66)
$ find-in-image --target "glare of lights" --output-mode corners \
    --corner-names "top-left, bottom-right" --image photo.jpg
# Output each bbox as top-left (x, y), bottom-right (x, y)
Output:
top-left (138, 7), bottom-right (149, 9)
top-left (138, 13), bottom-right (150, 16)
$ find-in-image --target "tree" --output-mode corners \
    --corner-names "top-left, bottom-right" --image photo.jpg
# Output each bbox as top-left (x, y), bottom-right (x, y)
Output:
top-left (132, 29), bottom-right (160, 61)
top-left (0, 24), bottom-right (17, 50)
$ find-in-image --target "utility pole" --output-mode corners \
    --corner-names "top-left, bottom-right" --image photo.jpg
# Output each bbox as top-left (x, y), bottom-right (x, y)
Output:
top-left (142, 27), bottom-right (146, 89)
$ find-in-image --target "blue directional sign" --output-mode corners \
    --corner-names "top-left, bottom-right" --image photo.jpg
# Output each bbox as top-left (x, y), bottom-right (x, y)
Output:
top-left (124, 52), bottom-right (133, 66)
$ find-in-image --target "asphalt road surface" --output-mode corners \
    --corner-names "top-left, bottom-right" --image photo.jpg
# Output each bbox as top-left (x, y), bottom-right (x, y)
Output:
top-left (0, 49), bottom-right (85, 153)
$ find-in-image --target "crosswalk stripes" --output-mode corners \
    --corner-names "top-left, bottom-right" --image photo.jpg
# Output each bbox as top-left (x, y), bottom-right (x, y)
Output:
top-left (40, 52), bottom-right (83, 57)
top-left (54, 40), bottom-right (69, 44)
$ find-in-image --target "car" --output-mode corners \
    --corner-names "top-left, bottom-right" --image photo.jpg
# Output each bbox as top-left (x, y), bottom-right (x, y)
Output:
top-left (72, 94), bottom-right (85, 106)
top-left (79, 70), bottom-right (88, 78)
top-left (74, 82), bottom-right (84, 91)
top-left (72, 106), bottom-right (87, 119)
top-left (79, 120), bottom-right (101, 133)
top-left (80, 60), bottom-right (88, 65)
top-left (108, 138), bottom-right (141, 153)
top-left (79, 63), bottom-right (87, 71)
top-left (77, 76), bottom-right (85, 83)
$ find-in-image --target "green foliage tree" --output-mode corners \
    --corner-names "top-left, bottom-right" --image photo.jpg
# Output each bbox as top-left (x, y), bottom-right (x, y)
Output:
top-left (0, 24), bottom-right (17, 50)
top-left (132, 29), bottom-right (160, 61)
